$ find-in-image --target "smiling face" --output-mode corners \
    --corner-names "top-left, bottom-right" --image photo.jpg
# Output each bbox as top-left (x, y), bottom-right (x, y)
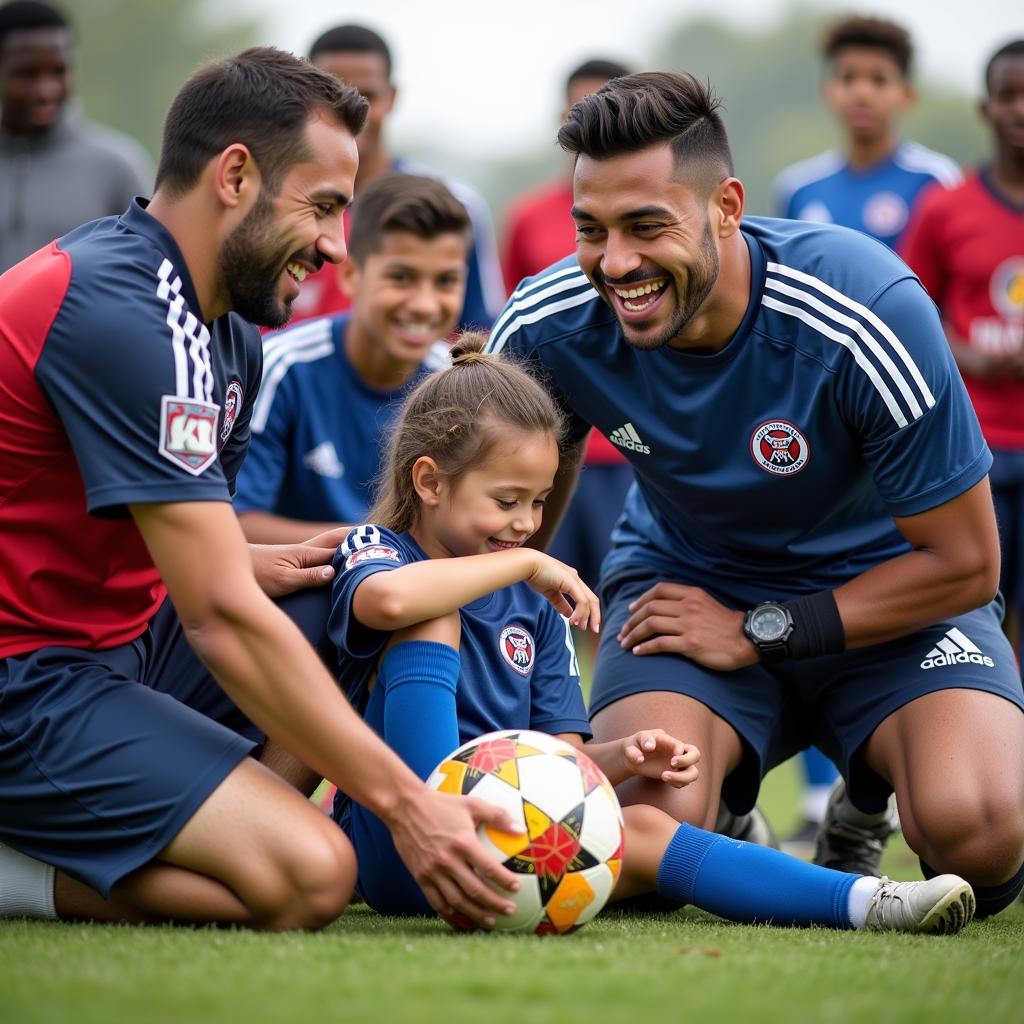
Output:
top-left (572, 143), bottom-right (722, 351)
top-left (823, 46), bottom-right (912, 145)
top-left (0, 26), bottom-right (72, 135)
top-left (414, 427), bottom-right (559, 559)
top-left (218, 114), bottom-right (358, 327)
top-left (342, 228), bottom-right (467, 366)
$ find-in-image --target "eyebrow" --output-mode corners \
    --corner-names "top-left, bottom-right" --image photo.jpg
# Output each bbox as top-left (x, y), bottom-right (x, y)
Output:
top-left (571, 204), bottom-right (674, 222)
top-left (313, 189), bottom-right (351, 211)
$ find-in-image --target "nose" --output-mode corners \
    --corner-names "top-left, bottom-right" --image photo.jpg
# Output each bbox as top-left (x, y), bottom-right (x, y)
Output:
top-left (405, 281), bottom-right (442, 318)
top-left (511, 507), bottom-right (537, 537)
top-left (317, 219), bottom-right (348, 266)
top-left (599, 231), bottom-right (642, 284)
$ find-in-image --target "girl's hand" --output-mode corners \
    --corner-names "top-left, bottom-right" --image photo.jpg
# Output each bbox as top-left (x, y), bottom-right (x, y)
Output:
top-left (621, 730), bottom-right (700, 789)
top-left (525, 552), bottom-right (601, 633)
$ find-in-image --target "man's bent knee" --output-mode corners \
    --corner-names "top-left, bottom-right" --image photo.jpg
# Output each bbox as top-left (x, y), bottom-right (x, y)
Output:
top-left (252, 822), bottom-right (357, 931)
top-left (904, 792), bottom-right (1024, 886)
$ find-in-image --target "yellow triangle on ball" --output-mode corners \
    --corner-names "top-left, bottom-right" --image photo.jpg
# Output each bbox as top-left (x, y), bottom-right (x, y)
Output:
top-left (433, 760), bottom-right (467, 795)
top-left (523, 801), bottom-right (552, 840)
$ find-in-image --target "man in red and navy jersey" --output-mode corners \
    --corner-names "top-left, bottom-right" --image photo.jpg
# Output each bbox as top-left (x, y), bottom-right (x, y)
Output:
top-left (901, 39), bottom-right (1024, 654)
top-left (0, 48), bottom-right (519, 930)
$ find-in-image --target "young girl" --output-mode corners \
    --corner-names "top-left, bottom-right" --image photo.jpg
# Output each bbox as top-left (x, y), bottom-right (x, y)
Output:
top-left (328, 332), bottom-right (974, 935)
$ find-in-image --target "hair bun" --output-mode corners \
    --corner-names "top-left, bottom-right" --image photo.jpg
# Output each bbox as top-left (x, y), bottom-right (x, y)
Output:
top-left (449, 329), bottom-right (490, 366)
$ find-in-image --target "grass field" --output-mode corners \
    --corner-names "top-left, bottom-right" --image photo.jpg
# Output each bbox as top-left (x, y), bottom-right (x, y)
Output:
top-left (3, 760), bottom-right (1022, 1024)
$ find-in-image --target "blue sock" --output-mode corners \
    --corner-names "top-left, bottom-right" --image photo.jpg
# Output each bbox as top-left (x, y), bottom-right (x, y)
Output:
top-left (802, 746), bottom-right (839, 788)
top-left (657, 823), bottom-right (859, 928)
top-left (378, 640), bottom-right (461, 781)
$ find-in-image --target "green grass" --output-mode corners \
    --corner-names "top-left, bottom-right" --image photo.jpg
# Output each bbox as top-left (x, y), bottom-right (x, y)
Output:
top-left (3, 761), bottom-right (1022, 1024)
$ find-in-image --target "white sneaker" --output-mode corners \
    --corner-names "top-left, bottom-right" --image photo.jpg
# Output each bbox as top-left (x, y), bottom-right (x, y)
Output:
top-left (864, 875), bottom-right (975, 934)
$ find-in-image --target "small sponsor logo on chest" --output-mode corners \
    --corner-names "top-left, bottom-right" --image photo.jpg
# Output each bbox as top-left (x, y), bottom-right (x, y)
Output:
top-left (750, 420), bottom-right (810, 476)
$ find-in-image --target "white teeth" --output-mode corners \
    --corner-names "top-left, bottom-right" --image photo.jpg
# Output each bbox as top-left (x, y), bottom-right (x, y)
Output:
top-left (286, 263), bottom-right (308, 283)
top-left (613, 279), bottom-right (666, 300)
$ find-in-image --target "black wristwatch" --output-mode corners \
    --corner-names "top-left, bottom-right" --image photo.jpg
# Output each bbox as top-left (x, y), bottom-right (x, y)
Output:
top-left (743, 601), bottom-right (794, 664)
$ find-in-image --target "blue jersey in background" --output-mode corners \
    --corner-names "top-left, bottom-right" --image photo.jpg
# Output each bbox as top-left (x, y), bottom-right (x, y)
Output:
top-left (772, 141), bottom-right (960, 249)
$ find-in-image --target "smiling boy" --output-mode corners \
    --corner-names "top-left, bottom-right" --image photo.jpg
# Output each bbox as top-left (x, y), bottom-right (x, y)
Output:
top-left (234, 173), bottom-right (468, 544)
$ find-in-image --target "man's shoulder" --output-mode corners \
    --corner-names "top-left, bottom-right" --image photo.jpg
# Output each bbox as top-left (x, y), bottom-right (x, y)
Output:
top-left (486, 256), bottom-right (611, 357)
top-left (746, 215), bottom-right (912, 301)
top-left (62, 114), bottom-right (153, 182)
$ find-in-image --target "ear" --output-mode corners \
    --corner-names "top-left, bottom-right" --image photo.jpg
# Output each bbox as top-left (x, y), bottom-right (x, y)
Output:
top-left (338, 258), bottom-right (361, 299)
top-left (411, 455), bottom-right (443, 507)
top-left (712, 177), bottom-right (745, 239)
top-left (213, 143), bottom-right (260, 211)
top-left (382, 84), bottom-right (398, 117)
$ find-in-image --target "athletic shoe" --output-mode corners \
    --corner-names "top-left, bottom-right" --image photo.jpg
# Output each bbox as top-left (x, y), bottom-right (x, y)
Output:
top-left (814, 779), bottom-right (898, 876)
top-left (717, 804), bottom-right (780, 849)
top-left (864, 875), bottom-right (975, 934)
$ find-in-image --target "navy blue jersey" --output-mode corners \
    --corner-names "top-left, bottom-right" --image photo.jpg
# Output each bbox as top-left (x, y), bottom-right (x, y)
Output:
top-left (0, 199), bottom-right (261, 655)
top-left (328, 525), bottom-right (590, 739)
top-left (486, 217), bottom-right (991, 605)
top-left (232, 315), bottom-right (447, 524)
top-left (773, 142), bottom-right (960, 249)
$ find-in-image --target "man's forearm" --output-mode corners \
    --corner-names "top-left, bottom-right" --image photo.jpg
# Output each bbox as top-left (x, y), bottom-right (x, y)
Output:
top-left (239, 509), bottom-right (345, 545)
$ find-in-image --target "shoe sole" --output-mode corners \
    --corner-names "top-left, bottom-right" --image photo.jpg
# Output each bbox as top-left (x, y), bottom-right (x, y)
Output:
top-left (916, 882), bottom-right (976, 935)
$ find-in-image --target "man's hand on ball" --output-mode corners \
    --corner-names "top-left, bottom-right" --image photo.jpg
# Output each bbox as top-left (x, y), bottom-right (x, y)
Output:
top-left (387, 789), bottom-right (523, 928)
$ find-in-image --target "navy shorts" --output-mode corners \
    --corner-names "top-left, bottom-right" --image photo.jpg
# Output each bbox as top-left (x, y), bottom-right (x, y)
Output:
top-left (0, 587), bottom-right (333, 898)
top-left (590, 571), bottom-right (1024, 816)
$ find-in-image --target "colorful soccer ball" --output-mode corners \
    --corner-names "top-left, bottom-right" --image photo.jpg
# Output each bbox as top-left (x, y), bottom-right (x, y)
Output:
top-left (426, 729), bottom-right (624, 934)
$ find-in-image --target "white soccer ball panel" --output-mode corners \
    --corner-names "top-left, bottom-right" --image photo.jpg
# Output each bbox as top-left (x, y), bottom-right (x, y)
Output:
top-left (489, 873), bottom-right (544, 932)
top-left (467, 773), bottom-right (525, 826)
top-left (573, 863), bottom-right (617, 926)
top-left (579, 786), bottom-right (625, 862)
top-left (516, 753), bottom-right (584, 820)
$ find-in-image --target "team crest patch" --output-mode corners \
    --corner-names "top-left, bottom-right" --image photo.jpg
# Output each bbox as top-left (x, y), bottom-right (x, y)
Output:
top-left (158, 396), bottom-right (220, 476)
top-left (344, 545), bottom-right (401, 570)
top-left (220, 380), bottom-right (244, 443)
top-left (500, 625), bottom-right (535, 676)
top-left (750, 420), bottom-right (810, 476)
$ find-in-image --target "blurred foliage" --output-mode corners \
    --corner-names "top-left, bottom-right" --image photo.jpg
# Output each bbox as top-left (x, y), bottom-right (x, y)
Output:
top-left (72, 0), bottom-right (263, 160)
top-left (67, 2), bottom-right (989, 232)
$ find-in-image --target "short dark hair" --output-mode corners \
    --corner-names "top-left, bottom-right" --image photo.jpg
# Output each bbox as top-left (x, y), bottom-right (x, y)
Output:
top-left (558, 71), bottom-right (733, 186)
top-left (154, 47), bottom-right (367, 199)
top-left (821, 15), bottom-right (913, 78)
top-left (0, 0), bottom-right (68, 53)
top-left (348, 173), bottom-right (470, 264)
top-left (985, 38), bottom-right (1024, 94)
top-left (309, 23), bottom-right (392, 79)
top-left (566, 57), bottom-right (630, 99)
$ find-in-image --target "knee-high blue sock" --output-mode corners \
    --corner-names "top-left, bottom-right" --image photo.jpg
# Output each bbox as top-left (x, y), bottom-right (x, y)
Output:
top-left (377, 640), bottom-right (461, 781)
top-left (657, 823), bottom-right (859, 928)
top-left (920, 856), bottom-right (1024, 920)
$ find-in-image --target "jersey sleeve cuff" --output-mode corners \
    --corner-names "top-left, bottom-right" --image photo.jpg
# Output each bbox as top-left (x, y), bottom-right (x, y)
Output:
top-left (86, 481), bottom-right (231, 516)
top-left (882, 446), bottom-right (993, 518)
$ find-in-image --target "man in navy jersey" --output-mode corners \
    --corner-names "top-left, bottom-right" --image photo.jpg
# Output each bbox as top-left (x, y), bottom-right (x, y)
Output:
top-left (234, 173), bottom-right (464, 544)
top-left (486, 72), bottom-right (1024, 919)
top-left (0, 48), bottom-right (521, 930)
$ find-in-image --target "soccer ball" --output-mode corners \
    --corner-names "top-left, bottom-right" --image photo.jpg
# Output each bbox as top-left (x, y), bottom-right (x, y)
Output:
top-left (426, 729), bottom-right (624, 934)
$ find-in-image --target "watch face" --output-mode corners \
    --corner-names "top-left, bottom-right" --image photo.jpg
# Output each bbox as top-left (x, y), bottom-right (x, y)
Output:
top-left (751, 607), bottom-right (788, 642)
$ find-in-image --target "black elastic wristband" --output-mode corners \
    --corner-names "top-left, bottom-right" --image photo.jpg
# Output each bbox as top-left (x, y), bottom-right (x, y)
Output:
top-left (781, 591), bottom-right (845, 659)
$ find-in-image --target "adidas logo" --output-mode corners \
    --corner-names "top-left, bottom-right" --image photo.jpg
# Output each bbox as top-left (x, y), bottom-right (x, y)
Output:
top-left (303, 441), bottom-right (344, 479)
top-left (609, 421), bottom-right (651, 455)
top-left (920, 627), bottom-right (994, 670)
